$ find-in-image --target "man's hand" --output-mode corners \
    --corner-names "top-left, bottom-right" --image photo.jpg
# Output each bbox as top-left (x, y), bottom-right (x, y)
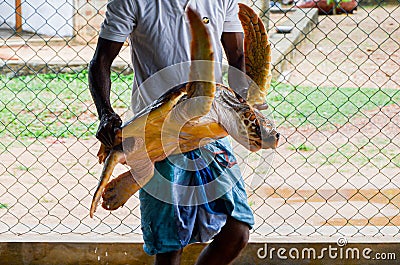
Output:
top-left (96, 111), bottom-right (122, 148)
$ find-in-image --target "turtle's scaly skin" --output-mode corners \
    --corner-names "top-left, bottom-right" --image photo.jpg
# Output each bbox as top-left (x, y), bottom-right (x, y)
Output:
top-left (90, 5), bottom-right (279, 217)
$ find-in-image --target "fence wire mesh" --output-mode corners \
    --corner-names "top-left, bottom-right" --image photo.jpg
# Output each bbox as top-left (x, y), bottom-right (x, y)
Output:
top-left (0, 0), bottom-right (399, 239)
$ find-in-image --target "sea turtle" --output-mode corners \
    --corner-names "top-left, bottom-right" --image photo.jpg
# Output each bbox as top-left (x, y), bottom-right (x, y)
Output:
top-left (90, 4), bottom-right (280, 218)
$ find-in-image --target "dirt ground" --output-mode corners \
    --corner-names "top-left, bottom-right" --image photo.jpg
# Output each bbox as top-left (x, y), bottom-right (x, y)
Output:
top-left (285, 5), bottom-right (400, 89)
top-left (1, 5), bottom-right (399, 238)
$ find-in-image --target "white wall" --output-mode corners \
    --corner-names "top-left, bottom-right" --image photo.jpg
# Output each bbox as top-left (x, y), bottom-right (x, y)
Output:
top-left (0, 0), bottom-right (15, 29)
top-left (23, 0), bottom-right (74, 37)
top-left (0, 0), bottom-right (74, 37)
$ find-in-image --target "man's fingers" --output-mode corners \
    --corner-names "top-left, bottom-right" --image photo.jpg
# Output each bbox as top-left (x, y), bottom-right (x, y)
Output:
top-left (96, 131), bottom-right (112, 147)
top-left (113, 116), bottom-right (122, 128)
top-left (104, 134), bottom-right (114, 147)
top-left (96, 124), bottom-right (115, 147)
top-left (114, 128), bottom-right (122, 137)
top-left (102, 130), bottom-right (114, 147)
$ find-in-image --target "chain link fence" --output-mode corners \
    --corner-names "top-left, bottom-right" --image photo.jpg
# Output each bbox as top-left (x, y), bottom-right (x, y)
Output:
top-left (0, 0), bottom-right (399, 239)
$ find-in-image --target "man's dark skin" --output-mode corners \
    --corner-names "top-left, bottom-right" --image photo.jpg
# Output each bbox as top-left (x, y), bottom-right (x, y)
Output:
top-left (89, 33), bottom-right (250, 265)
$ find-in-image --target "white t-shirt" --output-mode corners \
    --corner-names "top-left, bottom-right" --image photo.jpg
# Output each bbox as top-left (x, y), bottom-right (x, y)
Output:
top-left (99, 0), bottom-right (243, 113)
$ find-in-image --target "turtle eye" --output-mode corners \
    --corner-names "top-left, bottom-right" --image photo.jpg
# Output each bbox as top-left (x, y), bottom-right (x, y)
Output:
top-left (255, 125), bottom-right (261, 136)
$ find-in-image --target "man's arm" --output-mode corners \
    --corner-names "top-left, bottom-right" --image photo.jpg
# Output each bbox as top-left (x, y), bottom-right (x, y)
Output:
top-left (221, 32), bottom-right (244, 71)
top-left (221, 32), bottom-right (248, 98)
top-left (88, 37), bottom-right (124, 147)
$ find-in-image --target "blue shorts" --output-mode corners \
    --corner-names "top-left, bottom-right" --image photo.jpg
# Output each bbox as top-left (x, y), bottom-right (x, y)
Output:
top-left (139, 137), bottom-right (254, 255)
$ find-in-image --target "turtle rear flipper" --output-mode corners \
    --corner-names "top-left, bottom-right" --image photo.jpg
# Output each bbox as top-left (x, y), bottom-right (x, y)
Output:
top-left (101, 170), bottom-right (140, 211)
top-left (238, 3), bottom-right (272, 107)
top-left (101, 150), bottom-right (156, 211)
top-left (180, 8), bottom-right (215, 121)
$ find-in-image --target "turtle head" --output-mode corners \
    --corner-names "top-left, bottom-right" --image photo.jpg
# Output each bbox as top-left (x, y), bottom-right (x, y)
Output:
top-left (215, 87), bottom-right (279, 151)
top-left (249, 108), bottom-right (280, 151)
top-left (235, 106), bottom-right (279, 152)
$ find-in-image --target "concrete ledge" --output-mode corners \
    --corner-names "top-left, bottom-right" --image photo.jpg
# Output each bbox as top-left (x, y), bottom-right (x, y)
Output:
top-left (270, 8), bottom-right (319, 80)
top-left (4, 234), bottom-right (400, 243)
top-left (1, 240), bottom-right (399, 265)
top-left (1, 234), bottom-right (399, 264)
top-left (0, 61), bottom-right (133, 77)
top-left (0, 37), bottom-right (71, 47)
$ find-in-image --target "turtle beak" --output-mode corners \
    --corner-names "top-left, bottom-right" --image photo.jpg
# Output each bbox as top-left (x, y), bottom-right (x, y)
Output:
top-left (261, 129), bottom-right (280, 149)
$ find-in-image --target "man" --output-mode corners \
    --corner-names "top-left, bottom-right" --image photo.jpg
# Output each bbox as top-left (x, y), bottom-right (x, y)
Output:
top-left (89, 1), bottom-right (254, 264)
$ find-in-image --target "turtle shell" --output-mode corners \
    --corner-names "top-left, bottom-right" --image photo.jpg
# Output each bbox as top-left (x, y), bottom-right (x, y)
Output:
top-left (121, 83), bottom-right (188, 128)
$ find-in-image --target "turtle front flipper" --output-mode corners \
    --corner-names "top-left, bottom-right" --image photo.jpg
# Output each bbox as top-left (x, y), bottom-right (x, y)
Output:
top-left (182, 8), bottom-right (216, 120)
top-left (238, 3), bottom-right (272, 107)
top-left (90, 149), bottom-right (125, 218)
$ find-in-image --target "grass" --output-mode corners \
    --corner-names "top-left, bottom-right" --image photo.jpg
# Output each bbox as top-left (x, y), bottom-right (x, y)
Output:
top-left (16, 165), bottom-right (30, 171)
top-left (0, 203), bottom-right (8, 209)
top-left (40, 196), bottom-right (54, 203)
top-left (288, 143), bottom-right (314, 152)
top-left (266, 82), bottom-right (400, 129)
top-left (0, 71), bottom-right (132, 139)
top-left (1, 72), bottom-right (399, 139)
top-left (295, 137), bottom-right (400, 169)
